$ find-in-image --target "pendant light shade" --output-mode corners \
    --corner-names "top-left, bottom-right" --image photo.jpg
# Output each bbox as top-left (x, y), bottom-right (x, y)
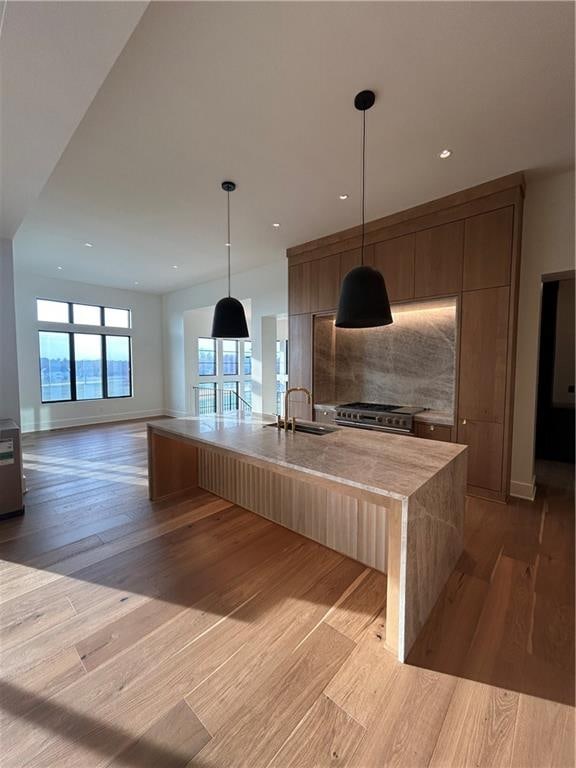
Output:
top-left (211, 296), bottom-right (249, 338)
top-left (335, 90), bottom-right (393, 330)
top-left (211, 181), bottom-right (249, 339)
top-left (336, 265), bottom-right (392, 328)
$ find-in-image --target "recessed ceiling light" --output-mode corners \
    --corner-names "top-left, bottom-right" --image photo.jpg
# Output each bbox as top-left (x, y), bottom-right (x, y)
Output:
top-left (438, 149), bottom-right (452, 159)
top-left (172, 265), bottom-right (179, 269)
top-left (134, 281), bottom-right (139, 286)
top-left (339, 194), bottom-right (349, 200)
top-left (272, 223), bottom-right (280, 229)
top-left (57, 265), bottom-right (63, 270)
top-left (84, 242), bottom-right (93, 247)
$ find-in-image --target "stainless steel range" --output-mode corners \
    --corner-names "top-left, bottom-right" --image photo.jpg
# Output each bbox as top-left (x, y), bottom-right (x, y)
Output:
top-left (335, 402), bottom-right (426, 434)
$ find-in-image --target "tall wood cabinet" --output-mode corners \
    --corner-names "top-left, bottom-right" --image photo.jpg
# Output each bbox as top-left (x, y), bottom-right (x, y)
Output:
top-left (287, 172), bottom-right (524, 501)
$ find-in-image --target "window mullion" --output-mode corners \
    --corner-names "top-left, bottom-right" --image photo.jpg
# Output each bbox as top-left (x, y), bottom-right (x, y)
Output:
top-left (70, 332), bottom-right (77, 401)
top-left (102, 335), bottom-right (108, 399)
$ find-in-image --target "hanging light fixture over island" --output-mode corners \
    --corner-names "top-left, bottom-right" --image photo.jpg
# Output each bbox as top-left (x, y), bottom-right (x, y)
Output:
top-left (335, 90), bottom-right (393, 329)
top-left (211, 181), bottom-right (249, 339)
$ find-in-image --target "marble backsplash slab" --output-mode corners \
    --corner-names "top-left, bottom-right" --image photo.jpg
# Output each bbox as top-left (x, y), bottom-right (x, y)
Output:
top-left (314, 299), bottom-right (457, 412)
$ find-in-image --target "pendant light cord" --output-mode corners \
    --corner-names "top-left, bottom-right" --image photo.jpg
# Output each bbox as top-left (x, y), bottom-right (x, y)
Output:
top-left (226, 188), bottom-right (231, 297)
top-left (360, 108), bottom-right (366, 266)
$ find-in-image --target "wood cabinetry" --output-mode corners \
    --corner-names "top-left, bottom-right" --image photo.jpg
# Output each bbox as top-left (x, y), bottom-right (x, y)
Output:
top-left (457, 420), bottom-right (504, 492)
top-left (414, 221), bottom-right (464, 297)
top-left (287, 173), bottom-right (524, 501)
top-left (414, 422), bottom-right (453, 442)
top-left (367, 234), bottom-right (415, 301)
top-left (288, 313), bottom-right (313, 420)
top-left (288, 262), bottom-right (312, 315)
top-left (458, 286), bottom-right (509, 423)
top-left (463, 206), bottom-right (514, 290)
top-left (310, 253), bottom-right (340, 312)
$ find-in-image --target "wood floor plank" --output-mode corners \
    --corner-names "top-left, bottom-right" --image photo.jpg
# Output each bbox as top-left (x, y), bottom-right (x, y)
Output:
top-left (186, 556), bottom-right (364, 734)
top-left (324, 610), bottom-right (396, 728)
top-left (429, 679), bottom-right (519, 768)
top-left (0, 421), bottom-right (571, 768)
top-left (268, 694), bottom-right (365, 768)
top-left (350, 665), bottom-right (457, 768)
top-left (510, 694), bottom-right (575, 768)
top-left (0, 648), bottom-right (85, 726)
top-left (0, 595), bottom-right (76, 650)
top-left (192, 623), bottom-right (354, 768)
top-left (109, 700), bottom-right (211, 768)
top-left (407, 568), bottom-right (489, 675)
top-left (325, 568), bottom-right (387, 641)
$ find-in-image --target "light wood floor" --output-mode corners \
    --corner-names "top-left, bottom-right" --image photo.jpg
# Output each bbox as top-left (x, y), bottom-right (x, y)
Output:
top-left (0, 420), bottom-right (573, 767)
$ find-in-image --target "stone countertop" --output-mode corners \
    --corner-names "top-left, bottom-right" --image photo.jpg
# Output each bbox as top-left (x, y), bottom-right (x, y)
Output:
top-left (148, 412), bottom-right (465, 503)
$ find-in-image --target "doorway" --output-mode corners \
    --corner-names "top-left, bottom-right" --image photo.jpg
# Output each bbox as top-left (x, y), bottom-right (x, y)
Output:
top-left (535, 273), bottom-right (575, 464)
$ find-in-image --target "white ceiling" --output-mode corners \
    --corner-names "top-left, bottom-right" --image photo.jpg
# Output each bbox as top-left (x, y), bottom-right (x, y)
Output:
top-left (1, 0), bottom-right (148, 240)
top-left (8, 1), bottom-right (575, 294)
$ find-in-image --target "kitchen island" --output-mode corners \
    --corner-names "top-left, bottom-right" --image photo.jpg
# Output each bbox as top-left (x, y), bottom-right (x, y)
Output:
top-left (147, 414), bottom-right (467, 661)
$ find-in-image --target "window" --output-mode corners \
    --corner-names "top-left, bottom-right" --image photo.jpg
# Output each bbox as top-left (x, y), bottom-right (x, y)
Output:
top-left (276, 339), bottom-right (289, 415)
top-left (243, 341), bottom-right (252, 375)
top-left (222, 340), bottom-right (238, 375)
top-left (196, 382), bottom-right (217, 414)
top-left (194, 338), bottom-right (251, 414)
top-left (198, 338), bottom-right (217, 376)
top-left (106, 336), bottom-right (131, 397)
top-left (39, 331), bottom-right (71, 402)
top-left (104, 307), bottom-right (130, 328)
top-left (75, 334), bottom-right (103, 400)
top-left (222, 381), bottom-right (239, 412)
top-left (37, 300), bottom-right (69, 324)
top-left (73, 304), bottom-right (101, 326)
top-left (36, 299), bottom-right (133, 403)
top-left (36, 299), bottom-right (131, 328)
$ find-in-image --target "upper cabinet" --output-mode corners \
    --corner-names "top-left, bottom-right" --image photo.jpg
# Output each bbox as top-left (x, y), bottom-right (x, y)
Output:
top-left (414, 221), bottom-right (464, 298)
top-left (367, 234), bottom-right (415, 301)
top-left (310, 253), bottom-right (340, 313)
top-left (463, 206), bottom-right (514, 291)
top-left (288, 262), bottom-right (312, 315)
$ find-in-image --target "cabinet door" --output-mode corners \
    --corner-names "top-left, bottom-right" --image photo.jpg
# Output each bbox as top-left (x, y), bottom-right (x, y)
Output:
top-left (459, 286), bottom-right (509, 423)
top-left (310, 253), bottom-right (340, 312)
top-left (288, 262), bottom-right (312, 315)
top-left (457, 419), bottom-right (504, 492)
top-left (288, 313), bottom-right (313, 420)
top-left (463, 207), bottom-right (514, 291)
top-left (367, 234), bottom-right (415, 302)
top-left (414, 221), bottom-right (464, 298)
top-left (339, 249), bottom-right (361, 283)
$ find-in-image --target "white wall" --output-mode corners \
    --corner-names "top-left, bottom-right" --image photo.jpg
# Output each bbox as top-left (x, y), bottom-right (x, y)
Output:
top-left (15, 272), bottom-right (165, 432)
top-left (0, 240), bottom-right (21, 425)
top-left (163, 261), bottom-right (287, 416)
top-left (511, 169), bottom-right (575, 498)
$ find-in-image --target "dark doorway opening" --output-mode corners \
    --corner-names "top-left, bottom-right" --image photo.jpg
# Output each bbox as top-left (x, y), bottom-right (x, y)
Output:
top-left (535, 275), bottom-right (575, 463)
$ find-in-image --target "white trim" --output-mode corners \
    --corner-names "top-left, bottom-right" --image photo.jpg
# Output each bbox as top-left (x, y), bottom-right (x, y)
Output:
top-left (510, 476), bottom-right (537, 501)
top-left (166, 408), bottom-right (188, 418)
top-left (21, 408), bottom-right (166, 434)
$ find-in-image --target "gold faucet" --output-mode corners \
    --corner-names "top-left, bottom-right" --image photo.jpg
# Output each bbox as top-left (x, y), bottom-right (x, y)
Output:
top-left (282, 387), bottom-right (312, 431)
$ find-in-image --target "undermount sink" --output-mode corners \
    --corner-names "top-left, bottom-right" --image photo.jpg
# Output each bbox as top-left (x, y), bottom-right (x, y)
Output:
top-left (265, 422), bottom-right (338, 436)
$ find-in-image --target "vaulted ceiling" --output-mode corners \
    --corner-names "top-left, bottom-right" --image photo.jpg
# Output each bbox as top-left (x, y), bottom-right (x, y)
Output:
top-left (6, 2), bottom-right (574, 293)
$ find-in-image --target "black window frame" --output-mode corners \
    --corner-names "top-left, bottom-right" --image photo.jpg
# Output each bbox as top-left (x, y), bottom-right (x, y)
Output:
top-left (38, 331), bottom-right (133, 404)
top-left (36, 298), bottom-right (132, 329)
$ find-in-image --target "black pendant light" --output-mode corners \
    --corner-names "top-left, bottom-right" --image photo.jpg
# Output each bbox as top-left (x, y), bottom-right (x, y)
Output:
top-left (335, 90), bottom-right (393, 329)
top-left (211, 181), bottom-right (249, 339)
